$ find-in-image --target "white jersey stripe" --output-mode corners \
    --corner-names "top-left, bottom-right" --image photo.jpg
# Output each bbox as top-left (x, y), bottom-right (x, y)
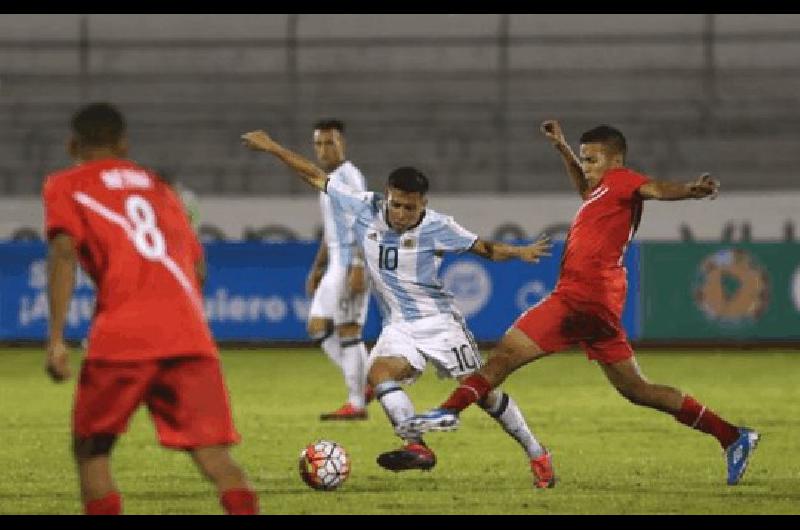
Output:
top-left (72, 192), bottom-right (204, 315)
top-left (321, 161), bottom-right (366, 266)
top-left (325, 178), bottom-right (478, 324)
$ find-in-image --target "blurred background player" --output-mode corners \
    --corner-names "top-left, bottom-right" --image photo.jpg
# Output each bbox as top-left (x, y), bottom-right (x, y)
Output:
top-left (404, 120), bottom-right (759, 487)
top-left (305, 119), bottom-right (374, 420)
top-left (242, 129), bottom-right (555, 488)
top-left (154, 168), bottom-right (201, 230)
top-left (43, 102), bottom-right (258, 515)
top-left (174, 181), bottom-right (201, 230)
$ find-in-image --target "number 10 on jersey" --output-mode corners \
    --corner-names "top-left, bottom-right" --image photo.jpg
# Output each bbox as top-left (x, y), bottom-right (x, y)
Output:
top-left (378, 245), bottom-right (398, 271)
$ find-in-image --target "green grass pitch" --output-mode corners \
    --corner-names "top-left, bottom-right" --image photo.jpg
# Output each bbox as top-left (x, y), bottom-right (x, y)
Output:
top-left (1, 347), bottom-right (798, 514)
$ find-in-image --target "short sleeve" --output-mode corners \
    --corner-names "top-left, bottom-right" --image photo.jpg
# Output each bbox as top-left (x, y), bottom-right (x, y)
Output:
top-left (42, 176), bottom-right (85, 244)
top-left (608, 168), bottom-right (650, 199)
top-left (345, 165), bottom-right (367, 192)
top-left (326, 178), bottom-right (374, 217)
top-left (432, 216), bottom-right (478, 253)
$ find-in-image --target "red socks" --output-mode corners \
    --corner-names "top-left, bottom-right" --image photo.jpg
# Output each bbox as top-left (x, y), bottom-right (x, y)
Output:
top-left (441, 374), bottom-right (492, 412)
top-left (83, 489), bottom-right (258, 515)
top-left (84, 491), bottom-right (122, 515)
top-left (674, 395), bottom-right (740, 449)
top-left (221, 488), bottom-right (259, 515)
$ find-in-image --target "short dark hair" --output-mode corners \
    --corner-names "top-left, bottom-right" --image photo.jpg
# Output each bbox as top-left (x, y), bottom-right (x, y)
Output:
top-left (313, 119), bottom-right (345, 133)
top-left (71, 102), bottom-right (126, 147)
top-left (387, 166), bottom-right (429, 195)
top-left (580, 125), bottom-right (627, 159)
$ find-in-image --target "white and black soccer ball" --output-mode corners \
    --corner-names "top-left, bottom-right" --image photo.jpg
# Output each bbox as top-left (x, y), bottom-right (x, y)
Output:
top-left (298, 440), bottom-right (350, 491)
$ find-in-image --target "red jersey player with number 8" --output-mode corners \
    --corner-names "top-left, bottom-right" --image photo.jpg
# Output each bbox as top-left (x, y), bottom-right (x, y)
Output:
top-left (42, 103), bottom-right (258, 515)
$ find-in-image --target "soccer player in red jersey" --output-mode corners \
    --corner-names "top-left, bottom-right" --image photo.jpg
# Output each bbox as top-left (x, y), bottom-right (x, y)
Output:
top-left (43, 103), bottom-right (258, 515)
top-left (402, 120), bottom-right (759, 487)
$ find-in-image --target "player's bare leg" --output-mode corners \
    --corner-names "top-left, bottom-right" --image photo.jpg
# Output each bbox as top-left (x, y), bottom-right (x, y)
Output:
top-left (599, 356), bottom-right (683, 412)
top-left (74, 435), bottom-right (122, 515)
top-left (369, 357), bottom-right (436, 471)
top-left (476, 328), bottom-right (550, 388)
top-left (190, 445), bottom-right (258, 514)
top-left (601, 356), bottom-right (760, 485)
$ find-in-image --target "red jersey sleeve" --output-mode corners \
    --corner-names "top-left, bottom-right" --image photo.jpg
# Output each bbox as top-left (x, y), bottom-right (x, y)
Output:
top-left (42, 175), bottom-right (86, 245)
top-left (607, 168), bottom-right (650, 199)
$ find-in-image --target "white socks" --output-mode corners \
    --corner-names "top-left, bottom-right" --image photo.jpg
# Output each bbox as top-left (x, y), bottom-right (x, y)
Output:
top-left (318, 332), bottom-right (368, 410)
top-left (374, 380), bottom-right (419, 443)
top-left (340, 338), bottom-right (368, 409)
top-left (480, 389), bottom-right (544, 459)
top-left (320, 334), bottom-right (342, 367)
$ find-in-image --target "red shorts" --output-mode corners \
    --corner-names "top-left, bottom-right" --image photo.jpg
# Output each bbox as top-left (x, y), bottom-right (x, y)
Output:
top-left (513, 292), bottom-right (633, 364)
top-left (73, 356), bottom-right (240, 449)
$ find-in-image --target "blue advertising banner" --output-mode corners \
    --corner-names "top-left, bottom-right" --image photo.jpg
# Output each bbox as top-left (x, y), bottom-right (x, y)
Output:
top-left (1, 242), bottom-right (97, 341)
top-left (0, 241), bottom-right (641, 342)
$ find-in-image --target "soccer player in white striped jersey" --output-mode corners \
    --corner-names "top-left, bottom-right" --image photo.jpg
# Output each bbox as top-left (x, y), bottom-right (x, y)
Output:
top-left (242, 129), bottom-right (557, 489)
top-left (306, 120), bottom-right (373, 421)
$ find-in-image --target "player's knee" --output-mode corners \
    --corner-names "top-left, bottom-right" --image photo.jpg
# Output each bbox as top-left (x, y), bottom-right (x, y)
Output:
top-left (336, 323), bottom-right (361, 340)
top-left (367, 360), bottom-right (390, 387)
top-left (307, 319), bottom-right (333, 343)
top-left (368, 358), bottom-right (410, 387)
top-left (73, 434), bottom-right (116, 460)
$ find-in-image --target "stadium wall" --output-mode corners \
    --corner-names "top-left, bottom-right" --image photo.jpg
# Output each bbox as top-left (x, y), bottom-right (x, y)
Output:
top-left (1, 192), bottom-right (798, 242)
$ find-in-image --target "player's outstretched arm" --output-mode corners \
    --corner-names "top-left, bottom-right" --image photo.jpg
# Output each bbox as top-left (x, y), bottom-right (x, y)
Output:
top-left (470, 234), bottom-right (552, 263)
top-left (541, 120), bottom-right (590, 199)
top-left (46, 233), bottom-right (77, 382)
top-left (241, 130), bottom-right (328, 192)
top-left (638, 173), bottom-right (720, 201)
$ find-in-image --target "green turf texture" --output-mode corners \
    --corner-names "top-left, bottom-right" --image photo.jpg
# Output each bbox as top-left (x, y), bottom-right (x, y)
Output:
top-left (1, 347), bottom-right (798, 514)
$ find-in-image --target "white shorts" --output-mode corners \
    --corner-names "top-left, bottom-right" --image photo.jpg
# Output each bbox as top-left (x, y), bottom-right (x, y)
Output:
top-left (370, 313), bottom-right (482, 382)
top-left (308, 262), bottom-right (369, 326)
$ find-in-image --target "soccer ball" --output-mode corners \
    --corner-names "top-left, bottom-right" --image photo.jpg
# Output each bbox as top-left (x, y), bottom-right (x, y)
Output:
top-left (298, 440), bottom-right (350, 491)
